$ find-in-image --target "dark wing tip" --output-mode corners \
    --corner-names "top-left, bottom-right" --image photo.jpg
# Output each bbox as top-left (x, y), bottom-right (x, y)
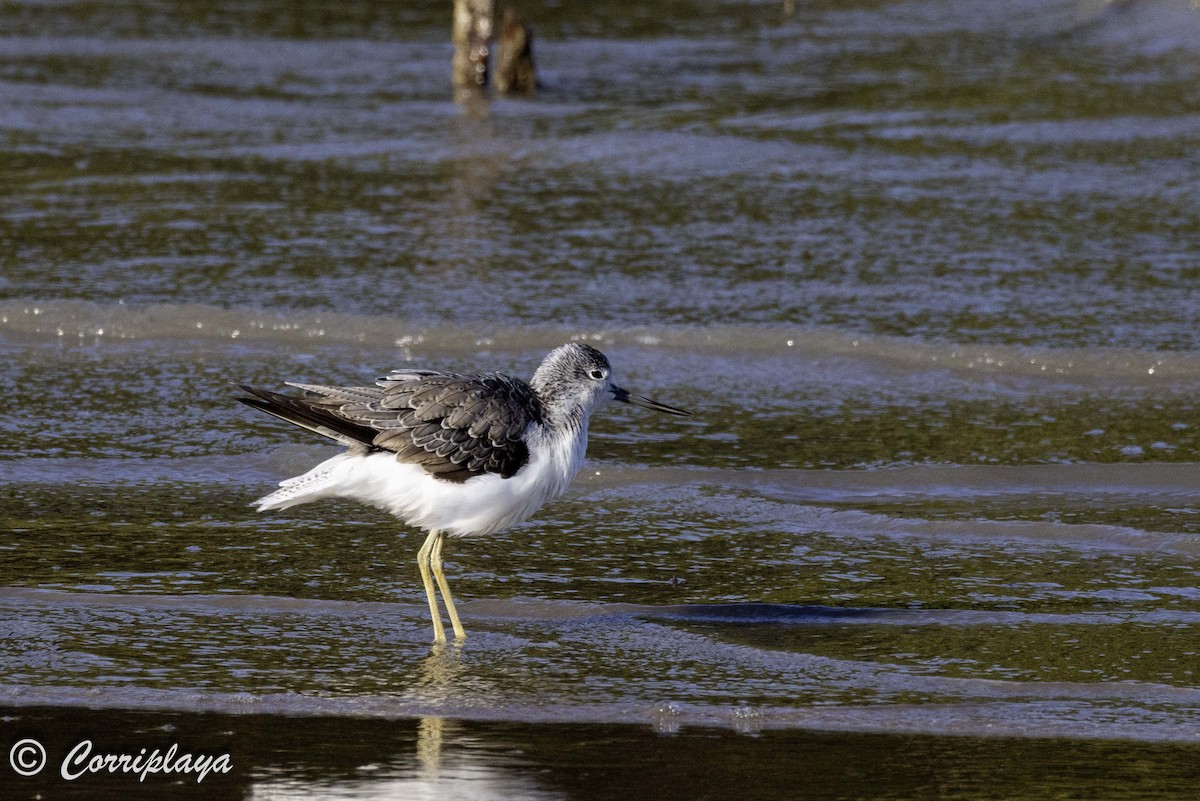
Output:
top-left (233, 382), bottom-right (379, 450)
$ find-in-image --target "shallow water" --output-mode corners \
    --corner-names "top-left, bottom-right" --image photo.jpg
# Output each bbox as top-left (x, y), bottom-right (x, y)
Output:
top-left (4, 0), bottom-right (1200, 797)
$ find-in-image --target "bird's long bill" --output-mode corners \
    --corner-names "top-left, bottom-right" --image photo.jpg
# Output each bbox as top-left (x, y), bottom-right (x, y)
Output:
top-left (611, 385), bottom-right (692, 416)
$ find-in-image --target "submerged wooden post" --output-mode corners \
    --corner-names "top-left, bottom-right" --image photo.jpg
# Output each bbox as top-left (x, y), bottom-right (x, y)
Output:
top-left (494, 7), bottom-right (537, 96)
top-left (452, 0), bottom-right (493, 101)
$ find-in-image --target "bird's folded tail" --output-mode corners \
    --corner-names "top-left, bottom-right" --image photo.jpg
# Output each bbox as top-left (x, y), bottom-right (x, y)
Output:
top-left (253, 456), bottom-right (351, 512)
top-left (236, 384), bottom-right (378, 512)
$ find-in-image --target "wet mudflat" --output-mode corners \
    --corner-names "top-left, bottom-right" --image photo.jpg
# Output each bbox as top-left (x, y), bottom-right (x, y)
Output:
top-left (4, 0), bottom-right (1200, 797)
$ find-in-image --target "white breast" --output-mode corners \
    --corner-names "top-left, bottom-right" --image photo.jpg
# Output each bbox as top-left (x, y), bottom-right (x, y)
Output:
top-left (300, 420), bottom-right (590, 538)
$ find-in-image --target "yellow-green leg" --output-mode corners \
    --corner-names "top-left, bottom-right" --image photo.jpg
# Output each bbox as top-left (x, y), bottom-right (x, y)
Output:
top-left (430, 530), bottom-right (466, 641)
top-left (417, 529), bottom-right (447, 644)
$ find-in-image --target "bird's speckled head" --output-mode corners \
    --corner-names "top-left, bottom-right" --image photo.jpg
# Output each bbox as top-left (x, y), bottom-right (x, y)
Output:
top-left (530, 343), bottom-right (615, 424)
top-left (530, 343), bottom-right (691, 428)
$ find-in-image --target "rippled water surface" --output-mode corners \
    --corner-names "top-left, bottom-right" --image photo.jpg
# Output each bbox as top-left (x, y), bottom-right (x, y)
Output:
top-left (4, 0), bottom-right (1200, 798)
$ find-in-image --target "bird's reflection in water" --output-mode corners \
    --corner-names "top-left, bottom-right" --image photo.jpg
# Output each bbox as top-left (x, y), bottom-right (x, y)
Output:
top-left (411, 642), bottom-right (467, 781)
top-left (416, 714), bottom-right (456, 780)
top-left (402, 635), bottom-right (565, 800)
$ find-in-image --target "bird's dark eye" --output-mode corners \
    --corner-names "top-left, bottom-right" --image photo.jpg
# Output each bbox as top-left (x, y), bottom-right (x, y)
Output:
top-left (588, 368), bottom-right (606, 381)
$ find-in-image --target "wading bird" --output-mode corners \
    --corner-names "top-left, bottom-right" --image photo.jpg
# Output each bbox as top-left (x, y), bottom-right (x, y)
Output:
top-left (237, 343), bottom-right (690, 644)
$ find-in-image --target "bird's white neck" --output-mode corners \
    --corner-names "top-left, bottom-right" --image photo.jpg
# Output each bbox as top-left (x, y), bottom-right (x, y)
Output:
top-left (529, 411), bottom-right (591, 501)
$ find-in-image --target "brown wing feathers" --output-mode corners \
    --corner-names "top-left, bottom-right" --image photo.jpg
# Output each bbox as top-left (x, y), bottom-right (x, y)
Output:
top-left (237, 372), bottom-right (541, 483)
top-left (235, 385), bottom-right (380, 452)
